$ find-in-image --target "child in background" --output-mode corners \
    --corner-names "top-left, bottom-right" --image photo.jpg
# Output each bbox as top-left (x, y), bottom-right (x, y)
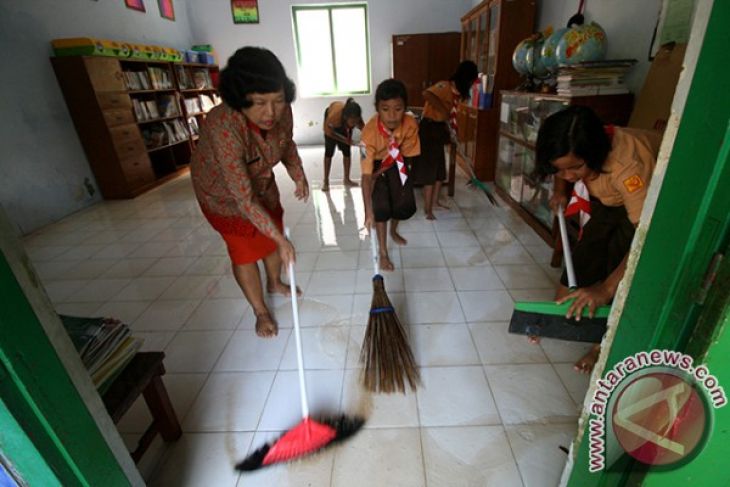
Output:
top-left (322, 98), bottom-right (364, 191)
top-left (360, 79), bottom-right (420, 271)
top-left (414, 61), bottom-right (478, 219)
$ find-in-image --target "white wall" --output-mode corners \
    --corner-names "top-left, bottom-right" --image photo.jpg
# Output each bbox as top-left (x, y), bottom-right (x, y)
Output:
top-left (0, 0), bottom-right (193, 234)
top-left (536, 0), bottom-right (662, 93)
top-left (186, 0), bottom-right (472, 146)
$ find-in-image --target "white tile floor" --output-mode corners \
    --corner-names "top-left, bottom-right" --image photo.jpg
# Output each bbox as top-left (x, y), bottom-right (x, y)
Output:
top-left (24, 147), bottom-right (593, 487)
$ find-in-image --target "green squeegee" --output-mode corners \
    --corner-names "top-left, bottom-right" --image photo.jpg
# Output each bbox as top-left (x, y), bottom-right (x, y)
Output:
top-left (508, 300), bottom-right (610, 343)
top-left (508, 204), bottom-right (611, 343)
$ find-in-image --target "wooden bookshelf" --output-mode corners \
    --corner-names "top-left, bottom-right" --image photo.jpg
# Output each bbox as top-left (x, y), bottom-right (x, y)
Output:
top-left (51, 56), bottom-right (220, 199)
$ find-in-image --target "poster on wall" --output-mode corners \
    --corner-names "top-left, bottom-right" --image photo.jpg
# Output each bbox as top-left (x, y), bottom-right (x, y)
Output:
top-left (125, 0), bottom-right (146, 12)
top-left (231, 0), bottom-right (259, 24)
top-left (158, 0), bottom-right (175, 20)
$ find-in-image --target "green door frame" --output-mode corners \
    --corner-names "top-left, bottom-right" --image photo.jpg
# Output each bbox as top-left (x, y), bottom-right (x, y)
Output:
top-left (0, 209), bottom-right (142, 486)
top-left (566, 0), bottom-right (729, 485)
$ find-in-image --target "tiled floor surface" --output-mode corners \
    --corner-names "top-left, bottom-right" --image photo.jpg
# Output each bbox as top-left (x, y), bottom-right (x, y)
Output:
top-left (24, 147), bottom-right (594, 486)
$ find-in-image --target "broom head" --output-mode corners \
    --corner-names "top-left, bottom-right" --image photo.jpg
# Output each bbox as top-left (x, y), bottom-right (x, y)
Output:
top-left (360, 275), bottom-right (420, 393)
top-left (236, 415), bottom-right (365, 471)
top-left (508, 300), bottom-right (610, 343)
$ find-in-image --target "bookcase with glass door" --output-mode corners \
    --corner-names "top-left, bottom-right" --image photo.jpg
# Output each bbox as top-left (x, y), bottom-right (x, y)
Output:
top-left (456, 0), bottom-right (536, 181)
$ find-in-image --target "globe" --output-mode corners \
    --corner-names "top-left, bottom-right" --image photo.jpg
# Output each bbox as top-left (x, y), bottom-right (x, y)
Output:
top-left (555, 22), bottom-right (607, 65)
top-left (525, 36), bottom-right (549, 78)
top-left (512, 38), bottom-right (533, 76)
top-left (540, 27), bottom-right (568, 72)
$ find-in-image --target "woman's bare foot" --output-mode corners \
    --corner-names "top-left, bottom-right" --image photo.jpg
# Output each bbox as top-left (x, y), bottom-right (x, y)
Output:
top-left (425, 212), bottom-right (436, 220)
top-left (255, 310), bottom-right (278, 338)
top-left (390, 230), bottom-right (408, 246)
top-left (379, 252), bottom-right (395, 271)
top-left (267, 280), bottom-right (302, 297)
top-left (574, 345), bottom-right (601, 374)
top-left (344, 179), bottom-right (359, 187)
top-left (436, 199), bottom-right (450, 210)
top-left (528, 335), bottom-right (541, 344)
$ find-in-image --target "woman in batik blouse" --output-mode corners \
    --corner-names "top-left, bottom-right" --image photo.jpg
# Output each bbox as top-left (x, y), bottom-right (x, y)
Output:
top-left (190, 47), bottom-right (309, 338)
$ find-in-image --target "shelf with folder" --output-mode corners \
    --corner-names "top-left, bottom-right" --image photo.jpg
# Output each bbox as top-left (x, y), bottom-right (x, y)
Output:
top-left (147, 138), bottom-right (189, 153)
top-left (137, 115), bottom-right (183, 125)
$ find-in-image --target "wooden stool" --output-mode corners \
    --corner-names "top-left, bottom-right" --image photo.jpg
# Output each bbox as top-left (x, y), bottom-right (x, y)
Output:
top-left (102, 352), bottom-right (182, 463)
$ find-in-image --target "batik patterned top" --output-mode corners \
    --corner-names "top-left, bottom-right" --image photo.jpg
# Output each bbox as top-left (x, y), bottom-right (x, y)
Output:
top-left (190, 103), bottom-right (305, 238)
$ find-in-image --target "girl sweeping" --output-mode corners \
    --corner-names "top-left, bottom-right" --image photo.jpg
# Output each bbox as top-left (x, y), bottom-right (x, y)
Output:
top-left (322, 98), bottom-right (364, 191)
top-left (533, 106), bottom-right (661, 373)
top-left (414, 61), bottom-right (478, 219)
top-left (360, 79), bottom-right (420, 271)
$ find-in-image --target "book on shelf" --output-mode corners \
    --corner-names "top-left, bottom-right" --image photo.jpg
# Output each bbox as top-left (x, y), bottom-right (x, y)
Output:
top-left (175, 65), bottom-right (193, 89)
top-left (59, 315), bottom-right (143, 392)
top-left (157, 94), bottom-right (180, 118)
top-left (144, 100), bottom-right (160, 119)
top-left (147, 67), bottom-right (173, 90)
top-left (123, 70), bottom-right (151, 90)
top-left (191, 69), bottom-right (212, 89)
top-left (187, 116), bottom-right (200, 135)
top-left (184, 96), bottom-right (202, 114)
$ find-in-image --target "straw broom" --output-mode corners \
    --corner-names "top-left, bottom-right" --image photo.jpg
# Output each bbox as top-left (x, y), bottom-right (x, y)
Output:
top-left (359, 227), bottom-right (420, 393)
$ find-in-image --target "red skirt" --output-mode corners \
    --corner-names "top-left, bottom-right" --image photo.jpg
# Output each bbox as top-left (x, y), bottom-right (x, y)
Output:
top-left (203, 206), bottom-right (284, 265)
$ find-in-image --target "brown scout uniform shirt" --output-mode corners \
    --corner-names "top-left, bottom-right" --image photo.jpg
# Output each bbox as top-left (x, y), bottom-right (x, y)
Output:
top-left (585, 127), bottom-right (662, 225)
top-left (421, 81), bottom-right (457, 122)
top-left (360, 114), bottom-right (421, 175)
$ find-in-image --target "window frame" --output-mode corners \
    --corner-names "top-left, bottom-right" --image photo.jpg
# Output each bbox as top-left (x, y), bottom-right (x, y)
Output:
top-left (291, 2), bottom-right (371, 97)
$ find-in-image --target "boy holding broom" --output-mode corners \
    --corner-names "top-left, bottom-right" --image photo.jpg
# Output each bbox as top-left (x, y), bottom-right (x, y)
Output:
top-left (360, 79), bottom-right (420, 271)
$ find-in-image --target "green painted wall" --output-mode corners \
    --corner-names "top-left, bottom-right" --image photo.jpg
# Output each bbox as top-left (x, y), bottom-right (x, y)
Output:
top-left (0, 251), bottom-right (131, 486)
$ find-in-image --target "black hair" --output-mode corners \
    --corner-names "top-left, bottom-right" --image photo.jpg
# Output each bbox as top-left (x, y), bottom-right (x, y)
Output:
top-left (219, 46), bottom-right (296, 110)
top-left (374, 79), bottom-right (408, 107)
top-left (342, 97), bottom-right (362, 121)
top-left (450, 61), bottom-right (479, 99)
top-left (535, 105), bottom-right (611, 180)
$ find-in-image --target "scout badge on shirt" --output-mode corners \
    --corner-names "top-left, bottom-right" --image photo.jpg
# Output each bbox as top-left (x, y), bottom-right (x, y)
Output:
top-left (376, 117), bottom-right (408, 186)
top-left (564, 179), bottom-right (591, 239)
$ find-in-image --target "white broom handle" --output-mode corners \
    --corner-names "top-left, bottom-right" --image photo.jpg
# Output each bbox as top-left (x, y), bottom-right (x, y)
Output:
top-left (557, 205), bottom-right (577, 289)
top-left (370, 225), bottom-right (379, 275)
top-left (284, 228), bottom-right (309, 419)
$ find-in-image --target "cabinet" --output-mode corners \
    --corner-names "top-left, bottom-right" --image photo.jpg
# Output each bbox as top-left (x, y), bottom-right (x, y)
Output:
top-left (495, 91), bottom-right (634, 245)
top-left (392, 32), bottom-right (461, 108)
top-left (51, 56), bottom-right (220, 199)
top-left (457, 0), bottom-right (536, 181)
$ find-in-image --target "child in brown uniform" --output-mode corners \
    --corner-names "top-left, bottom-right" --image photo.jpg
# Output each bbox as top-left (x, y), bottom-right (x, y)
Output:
top-left (360, 79), bottom-right (420, 271)
top-left (322, 98), bottom-right (364, 191)
top-left (414, 61), bottom-right (478, 219)
top-left (534, 106), bottom-right (662, 372)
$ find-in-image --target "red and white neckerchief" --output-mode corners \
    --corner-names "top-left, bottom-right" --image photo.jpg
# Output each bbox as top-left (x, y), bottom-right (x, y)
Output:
top-left (564, 179), bottom-right (591, 239)
top-left (448, 82), bottom-right (461, 134)
top-left (376, 117), bottom-right (408, 185)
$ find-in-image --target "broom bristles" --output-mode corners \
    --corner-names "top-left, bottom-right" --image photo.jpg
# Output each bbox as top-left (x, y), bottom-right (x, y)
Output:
top-left (360, 276), bottom-right (420, 393)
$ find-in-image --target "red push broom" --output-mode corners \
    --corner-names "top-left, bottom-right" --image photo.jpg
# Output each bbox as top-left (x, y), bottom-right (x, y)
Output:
top-left (236, 230), bottom-right (364, 471)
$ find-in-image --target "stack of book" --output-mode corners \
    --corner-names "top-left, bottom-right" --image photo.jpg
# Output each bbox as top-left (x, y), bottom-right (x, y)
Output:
top-left (147, 67), bottom-right (173, 89)
top-left (141, 119), bottom-right (189, 149)
top-left (556, 59), bottom-right (636, 96)
top-left (60, 315), bottom-right (143, 393)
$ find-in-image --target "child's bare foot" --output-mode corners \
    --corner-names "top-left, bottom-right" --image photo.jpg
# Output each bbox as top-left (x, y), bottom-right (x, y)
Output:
top-left (267, 280), bottom-right (302, 297)
top-left (321, 182), bottom-right (330, 192)
top-left (528, 335), bottom-right (540, 344)
top-left (436, 199), bottom-right (451, 210)
top-left (344, 179), bottom-right (359, 187)
top-left (390, 230), bottom-right (407, 246)
top-left (379, 253), bottom-right (395, 271)
top-left (255, 310), bottom-right (278, 338)
top-left (574, 345), bottom-right (601, 374)
top-left (425, 212), bottom-right (436, 220)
